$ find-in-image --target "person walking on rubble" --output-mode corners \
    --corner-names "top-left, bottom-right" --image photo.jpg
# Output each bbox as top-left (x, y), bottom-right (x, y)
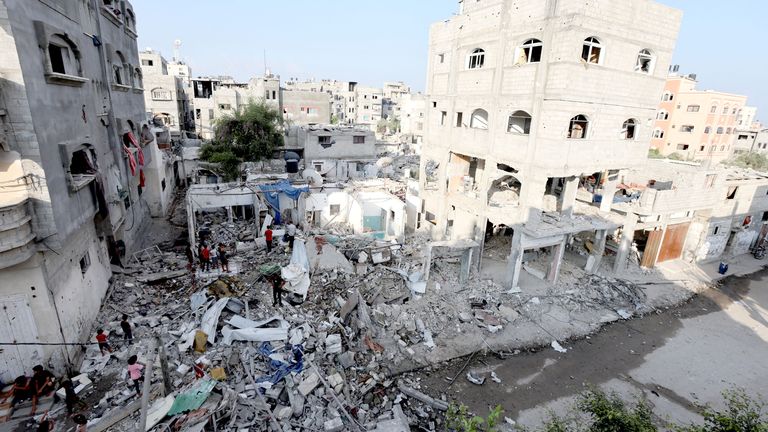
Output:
top-left (95, 329), bottom-right (112, 356)
top-left (209, 245), bottom-right (219, 271)
top-left (285, 222), bottom-right (296, 251)
top-left (270, 273), bottom-right (286, 307)
top-left (264, 226), bottom-right (273, 253)
top-left (218, 243), bottom-right (229, 273)
top-left (126, 355), bottom-right (145, 397)
top-left (120, 314), bottom-right (133, 345)
top-left (200, 243), bottom-right (210, 272)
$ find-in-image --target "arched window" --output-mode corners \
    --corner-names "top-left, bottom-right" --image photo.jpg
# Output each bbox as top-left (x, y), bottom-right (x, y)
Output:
top-left (653, 128), bottom-right (664, 139)
top-left (519, 39), bottom-right (542, 64)
top-left (125, 8), bottom-right (136, 30)
top-left (635, 49), bottom-right (654, 74)
top-left (581, 37), bottom-right (602, 64)
top-left (716, 127), bottom-right (724, 134)
top-left (710, 104), bottom-right (718, 113)
top-left (704, 126), bottom-right (712, 134)
top-left (113, 51), bottom-right (126, 85)
top-left (467, 48), bottom-right (485, 69)
top-left (568, 115), bottom-right (589, 139)
top-left (661, 91), bottom-right (674, 102)
top-left (657, 110), bottom-right (669, 120)
top-left (722, 105), bottom-right (729, 115)
top-left (470, 109), bottom-right (489, 129)
top-left (134, 67), bottom-right (143, 89)
top-left (47, 34), bottom-right (82, 76)
top-left (621, 119), bottom-right (637, 140)
top-left (507, 110), bottom-right (532, 134)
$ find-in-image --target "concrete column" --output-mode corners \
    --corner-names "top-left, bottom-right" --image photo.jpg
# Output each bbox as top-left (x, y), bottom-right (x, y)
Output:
top-left (460, 248), bottom-right (473, 284)
top-left (614, 213), bottom-right (639, 274)
top-left (560, 176), bottom-right (580, 217)
top-left (599, 180), bottom-right (619, 214)
top-left (422, 244), bottom-right (434, 281)
top-left (505, 227), bottom-right (524, 289)
top-left (227, 206), bottom-right (234, 223)
top-left (586, 229), bottom-right (608, 274)
top-left (546, 238), bottom-right (567, 284)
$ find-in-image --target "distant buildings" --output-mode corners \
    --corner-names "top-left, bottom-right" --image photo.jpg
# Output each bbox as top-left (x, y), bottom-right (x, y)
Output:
top-left (650, 72), bottom-right (748, 164)
top-left (140, 49), bottom-right (192, 133)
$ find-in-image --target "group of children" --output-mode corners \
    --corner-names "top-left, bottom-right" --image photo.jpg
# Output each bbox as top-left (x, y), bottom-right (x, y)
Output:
top-left (196, 242), bottom-right (229, 273)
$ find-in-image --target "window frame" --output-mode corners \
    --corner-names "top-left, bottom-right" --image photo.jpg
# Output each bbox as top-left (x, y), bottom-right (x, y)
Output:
top-left (507, 110), bottom-right (532, 135)
top-left (635, 49), bottom-right (654, 74)
top-left (568, 114), bottom-right (590, 139)
top-left (581, 37), bottom-right (603, 65)
top-left (467, 48), bottom-right (485, 70)
top-left (519, 38), bottom-right (543, 64)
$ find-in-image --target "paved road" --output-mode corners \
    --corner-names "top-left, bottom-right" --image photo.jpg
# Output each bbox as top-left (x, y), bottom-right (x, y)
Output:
top-left (418, 269), bottom-right (768, 429)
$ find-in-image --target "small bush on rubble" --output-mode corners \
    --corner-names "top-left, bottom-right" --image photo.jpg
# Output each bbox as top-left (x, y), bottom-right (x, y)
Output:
top-left (447, 403), bottom-right (504, 432)
top-left (675, 388), bottom-right (768, 432)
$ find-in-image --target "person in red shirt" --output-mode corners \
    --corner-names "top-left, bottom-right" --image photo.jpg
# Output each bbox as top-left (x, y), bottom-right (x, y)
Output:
top-left (200, 244), bottom-right (211, 272)
top-left (264, 226), bottom-right (273, 253)
top-left (95, 329), bottom-right (112, 356)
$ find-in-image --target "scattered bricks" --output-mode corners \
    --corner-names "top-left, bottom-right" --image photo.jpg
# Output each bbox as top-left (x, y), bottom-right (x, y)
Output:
top-left (338, 351), bottom-right (356, 368)
top-left (326, 334), bottom-right (342, 354)
top-left (298, 372), bottom-right (321, 396)
top-left (324, 417), bottom-right (344, 432)
top-left (274, 405), bottom-right (293, 420)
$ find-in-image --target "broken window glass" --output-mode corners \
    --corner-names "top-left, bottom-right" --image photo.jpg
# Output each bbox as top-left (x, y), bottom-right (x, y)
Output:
top-left (635, 49), bottom-right (654, 73)
top-left (568, 115), bottom-right (589, 139)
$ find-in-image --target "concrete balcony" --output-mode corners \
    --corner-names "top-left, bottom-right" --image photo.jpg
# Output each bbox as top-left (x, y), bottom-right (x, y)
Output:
top-left (0, 199), bottom-right (36, 269)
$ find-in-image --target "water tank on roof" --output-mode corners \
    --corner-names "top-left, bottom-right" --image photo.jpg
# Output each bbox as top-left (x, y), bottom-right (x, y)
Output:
top-left (284, 151), bottom-right (300, 174)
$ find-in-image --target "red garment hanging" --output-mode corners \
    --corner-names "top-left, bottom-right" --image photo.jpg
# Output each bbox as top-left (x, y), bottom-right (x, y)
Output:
top-left (139, 169), bottom-right (145, 187)
top-left (126, 132), bottom-right (144, 166)
top-left (123, 145), bottom-right (136, 176)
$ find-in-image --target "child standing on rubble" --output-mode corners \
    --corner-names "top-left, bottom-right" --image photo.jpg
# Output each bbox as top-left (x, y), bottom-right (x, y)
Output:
top-left (270, 273), bottom-right (285, 307)
top-left (200, 243), bottom-right (210, 272)
top-left (120, 314), bottom-right (133, 345)
top-left (218, 243), bottom-right (229, 273)
top-left (209, 245), bottom-right (219, 271)
top-left (95, 329), bottom-right (112, 356)
top-left (264, 226), bottom-right (273, 253)
top-left (126, 355), bottom-right (145, 397)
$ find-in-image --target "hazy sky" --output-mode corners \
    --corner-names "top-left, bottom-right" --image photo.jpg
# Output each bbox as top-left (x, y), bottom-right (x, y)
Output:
top-left (134, 0), bottom-right (767, 122)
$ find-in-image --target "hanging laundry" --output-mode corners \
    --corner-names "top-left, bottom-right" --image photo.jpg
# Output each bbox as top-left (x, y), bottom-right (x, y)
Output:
top-left (139, 169), bottom-right (145, 187)
top-left (125, 132), bottom-right (144, 166)
top-left (123, 145), bottom-right (136, 176)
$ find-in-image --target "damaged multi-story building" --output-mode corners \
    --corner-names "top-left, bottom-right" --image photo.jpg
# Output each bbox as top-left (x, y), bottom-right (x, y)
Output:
top-left (139, 48), bottom-right (193, 134)
top-left (0, 0), bottom-right (169, 378)
top-left (418, 0), bottom-right (683, 288)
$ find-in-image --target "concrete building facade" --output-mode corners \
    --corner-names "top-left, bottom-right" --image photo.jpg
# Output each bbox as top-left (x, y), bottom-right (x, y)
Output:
top-left (140, 49), bottom-right (191, 132)
top-left (0, 0), bottom-right (153, 378)
top-left (419, 0), bottom-right (682, 288)
top-left (650, 74), bottom-right (747, 164)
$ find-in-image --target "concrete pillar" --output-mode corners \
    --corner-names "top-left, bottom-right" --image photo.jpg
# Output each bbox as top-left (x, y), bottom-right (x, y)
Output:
top-left (614, 213), bottom-right (639, 274)
top-left (586, 229), bottom-right (607, 274)
top-left (546, 238), bottom-right (567, 284)
top-left (227, 206), bottom-right (234, 223)
top-left (560, 176), bottom-right (580, 217)
top-left (422, 244), bottom-right (434, 281)
top-left (505, 227), bottom-right (524, 289)
top-left (460, 248), bottom-right (473, 284)
top-left (599, 180), bottom-right (619, 214)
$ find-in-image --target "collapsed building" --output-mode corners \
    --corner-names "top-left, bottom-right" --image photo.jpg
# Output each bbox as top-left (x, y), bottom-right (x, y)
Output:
top-left (417, 0), bottom-right (683, 288)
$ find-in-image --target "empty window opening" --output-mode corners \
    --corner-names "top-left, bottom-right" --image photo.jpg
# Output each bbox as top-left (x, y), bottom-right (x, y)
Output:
top-left (726, 127), bottom-right (732, 134)
top-left (581, 37), bottom-right (602, 64)
top-left (622, 119), bottom-right (637, 140)
top-left (219, 103), bottom-right (231, 110)
top-left (717, 127), bottom-right (724, 134)
top-left (48, 44), bottom-right (67, 74)
top-left (568, 115), bottom-right (589, 139)
top-left (676, 144), bottom-right (689, 150)
top-left (70, 148), bottom-right (97, 175)
top-left (710, 105), bottom-right (718, 113)
top-left (657, 110), bottom-right (669, 120)
top-left (661, 92), bottom-right (674, 102)
top-left (455, 111), bottom-right (464, 127)
top-left (726, 186), bottom-right (738, 200)
top-left (681, 125), bottom-right (695, 133)
top-left (353, 135), bottom-right (366, 144)
top-left (438, 53), bottom-right (445, 63)
top-left (705, 126), bottom-right (712, 134)
top-left (686, 105), bottom-right (700, 112)
top-left (440, 111), bottom-right (447, 125)
top-left (447, 152), bottom-right (485, 194)
top-left (653, 128), bottom-right (664, 139)
top-left (635, 49), bottom-right (654, 73)
top-left (79, 251), bottom-right (91, 274)
top-left (488, 175), bottom-right (522, 207)
top-left (519, 39), bottom-right (543, 64)
top-left (194, 80), bottom-right (214, 98)
top-left (470, 109), bottom-right (489, 130)
top-left (722, 106), bottom-right (729, 115)
top-left (330, 204), bottom-right (340, 216)
top-left (141, 59), bottom-right (153, 66)
top-left (507, 110), bottom-right (532, 135)
top-left (208, 109), bottom-right (214, 120)
top-left (467, 48), bottom-right (485, 69)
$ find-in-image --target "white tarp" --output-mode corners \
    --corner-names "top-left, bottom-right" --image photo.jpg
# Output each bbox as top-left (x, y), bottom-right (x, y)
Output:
top-left (281, 264), bottom-right (310, 299)
top-left (221, 326), bottom-right (289, 345)
top-left (290, 240), bottom-right (310, 271)
top-left (200, 298), bottom-right (229, 344)
top-left (226, 315), bottom-right (286, 330)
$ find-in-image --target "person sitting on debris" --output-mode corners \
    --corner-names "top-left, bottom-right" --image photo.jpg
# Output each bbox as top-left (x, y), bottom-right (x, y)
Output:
top-left (209, 246), bottom-right (219, 270)
top-left (200, 243), bottom-right (211, 272)
top-left (61, 379), bottom-right (86, 414)
top-left (31, 365), bottom-right (56, 399)
top-left (95, 329), bottom-right (112, 356)
top-left (218, 243), bottom-right (229, 273)
top-left (264, 226), bottom-right (273, 253)
top-left (120, 314), bottom-right (133, 345)
top-left (126, 355), bottom-right (145, 397)
top-left (270, 273), bottom-right (286, 307)
top-left (7, 375), bottom-right (33, 408)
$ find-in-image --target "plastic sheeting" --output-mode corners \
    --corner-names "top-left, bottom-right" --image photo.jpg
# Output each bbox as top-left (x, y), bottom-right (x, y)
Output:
top-left (258, 180), bottom-right (309, 213)
top-left (281, 264), bottom-right (310, 299)
top-left (221, 315), bottom-right (290, 345)
top-left (167, 379), bottom-right (217, 416)
top-left (255, 342), bottom-right (304, 387)
top-left (200, 298), bottom-right (229, 344)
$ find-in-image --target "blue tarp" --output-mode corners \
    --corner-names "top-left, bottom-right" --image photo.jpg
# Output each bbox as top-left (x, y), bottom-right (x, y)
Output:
top-left (258, 180), bottom-right (309, 225)
top-left (255, 342), bottom-right (304, 387)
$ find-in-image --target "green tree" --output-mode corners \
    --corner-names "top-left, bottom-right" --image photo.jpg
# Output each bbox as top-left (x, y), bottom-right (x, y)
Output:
top-left (388, 115), bottom-right (401, 134)
top-left (723, 152), bottom-right (768, 172)
top-left (377, 118), bottom-right (389, 134)
top-left (648, 148), bottom-right (663, 159)
top-left (676, 389), bottom-right (768, 432)
top-left (667, 152), bottom-right (685, 161)
top-left (199, 100), bottom-right (284, 181)
top-left (577, 388), bottom-right (656, 432)
top-left (330, 114), bottom-right (340, 125)
top-left (446, 404), bottom-right (504, 432)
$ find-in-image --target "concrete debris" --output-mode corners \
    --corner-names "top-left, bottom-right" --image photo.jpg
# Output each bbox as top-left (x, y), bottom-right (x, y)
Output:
top-left (491, 371), bottom-right (502, 383)
top-left (466, 371), bottom-right (486, 385)
top-left (551, 340), bottom-right (568, 353)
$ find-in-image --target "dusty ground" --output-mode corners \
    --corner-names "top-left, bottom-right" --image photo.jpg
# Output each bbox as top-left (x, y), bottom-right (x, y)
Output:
top-left (416, 268), bottom-right (768, 430)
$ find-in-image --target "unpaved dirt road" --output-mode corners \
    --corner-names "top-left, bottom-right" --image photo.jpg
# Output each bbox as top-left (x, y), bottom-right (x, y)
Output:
top-left (418, 268), bottom-right (768, 429)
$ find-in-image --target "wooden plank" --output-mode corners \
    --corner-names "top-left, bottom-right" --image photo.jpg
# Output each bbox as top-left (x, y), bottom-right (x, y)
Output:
top-left (658, 223), bottom-right (690, 263)
top-left (641, 229), bottom-right (663, 268)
